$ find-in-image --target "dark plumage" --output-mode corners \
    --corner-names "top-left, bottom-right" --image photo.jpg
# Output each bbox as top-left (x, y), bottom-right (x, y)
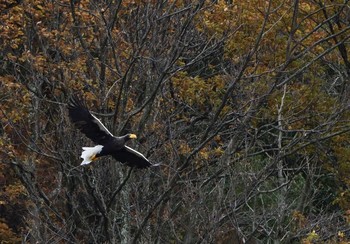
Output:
top-left (68, 95), bottom-right (151, 168)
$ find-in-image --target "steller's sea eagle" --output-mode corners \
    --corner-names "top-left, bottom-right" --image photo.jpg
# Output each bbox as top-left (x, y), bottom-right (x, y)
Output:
top-left (68, 96), bottom-right (152, 168)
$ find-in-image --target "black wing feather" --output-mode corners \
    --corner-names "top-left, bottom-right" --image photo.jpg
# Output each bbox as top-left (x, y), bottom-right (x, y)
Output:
top-left (112, 146), bottom-right (151, 168)
top-left (68, 95), bottom-right (114, 145)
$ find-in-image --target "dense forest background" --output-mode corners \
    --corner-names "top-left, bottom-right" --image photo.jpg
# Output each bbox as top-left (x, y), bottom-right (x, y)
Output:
top-left (1, 0), bottom-right (350, 243)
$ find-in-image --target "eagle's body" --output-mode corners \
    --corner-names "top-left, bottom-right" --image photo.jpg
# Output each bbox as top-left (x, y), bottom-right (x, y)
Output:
top-left (68, 96), bottom-right (151, 168)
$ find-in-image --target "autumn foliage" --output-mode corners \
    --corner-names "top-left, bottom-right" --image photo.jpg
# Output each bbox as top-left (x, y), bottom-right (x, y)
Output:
top-left (1, 0), bottom-right (350, 243)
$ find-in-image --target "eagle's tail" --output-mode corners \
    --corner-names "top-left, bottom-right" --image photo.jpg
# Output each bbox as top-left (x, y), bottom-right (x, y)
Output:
top-left (80, 145), bottom-right (103, 165)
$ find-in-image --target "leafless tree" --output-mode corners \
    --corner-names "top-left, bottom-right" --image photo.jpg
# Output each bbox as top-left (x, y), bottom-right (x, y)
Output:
top-left (2, 0), bottom-right (350, 243)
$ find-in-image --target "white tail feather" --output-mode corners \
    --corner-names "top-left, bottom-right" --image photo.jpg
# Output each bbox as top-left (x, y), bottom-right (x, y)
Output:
top-left (80, 145), bottom-right (103, 165)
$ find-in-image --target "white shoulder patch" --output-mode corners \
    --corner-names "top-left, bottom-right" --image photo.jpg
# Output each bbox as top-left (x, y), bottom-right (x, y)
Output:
top-left (91, 114), bottom-right (114, 136)
top-left (125, 146), bottom-right (149, 161)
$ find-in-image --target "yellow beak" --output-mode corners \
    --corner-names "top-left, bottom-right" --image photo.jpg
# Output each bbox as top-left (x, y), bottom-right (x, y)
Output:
top-left (129, 134), bottom-right (137, 139)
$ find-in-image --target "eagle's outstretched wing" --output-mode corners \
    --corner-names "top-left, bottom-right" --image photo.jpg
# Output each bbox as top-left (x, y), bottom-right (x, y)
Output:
top-left (68, 96), bottom-right (114, 145)
top-left (112, 146), bottom-right (151, 168)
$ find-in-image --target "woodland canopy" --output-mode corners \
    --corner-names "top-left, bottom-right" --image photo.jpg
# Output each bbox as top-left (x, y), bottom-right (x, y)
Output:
top-left (1, 0), bottom-right (350, 243)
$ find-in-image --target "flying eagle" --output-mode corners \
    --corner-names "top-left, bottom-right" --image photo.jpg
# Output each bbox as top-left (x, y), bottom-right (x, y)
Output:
top-left (68, 96), bottom-right (152, 168)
